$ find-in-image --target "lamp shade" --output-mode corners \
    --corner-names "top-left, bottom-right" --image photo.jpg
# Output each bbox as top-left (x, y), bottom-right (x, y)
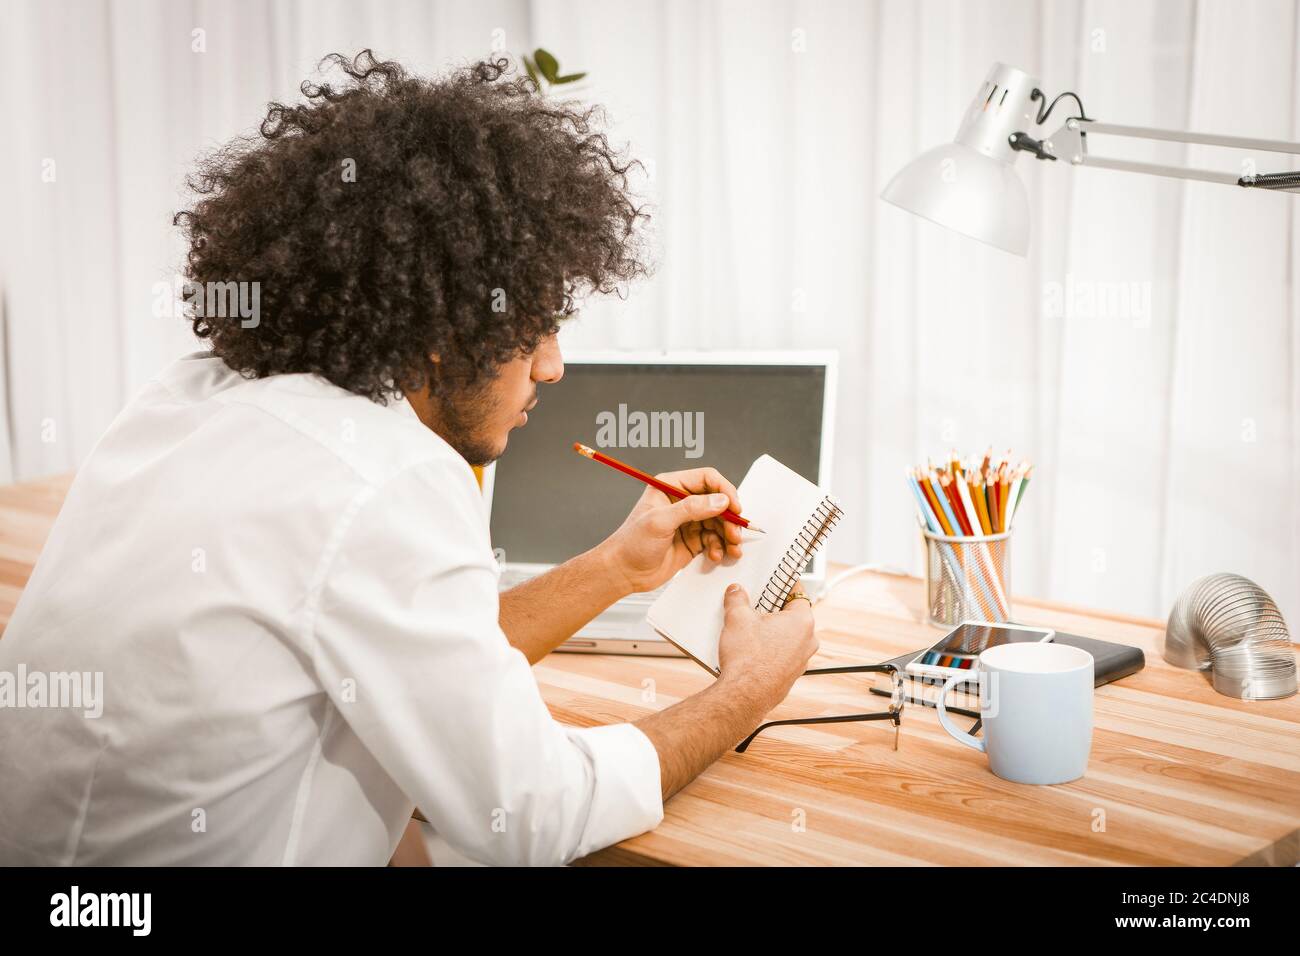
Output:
top-left (880, 62), bottom-right (1040, 257)
top-left (880, 141), bottom-right (1030, 255)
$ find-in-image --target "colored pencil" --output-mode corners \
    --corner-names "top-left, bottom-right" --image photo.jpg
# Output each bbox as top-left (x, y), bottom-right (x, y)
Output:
top-left (573, 442), bottom-right (764, 533)
top-left (970, 474), bottom-right (993, 534)
top-left (940, 473), bottom-right (974, 535)
top-left (953, 472), bottom-right (983, 537)
top-left (921, 470), bottom-right (958, 536)
top-left (929, 473), bottom-right (961, 536)
top-left (1012, 469), bottom-right (1032, 528)
top-left (1004, 463), bottom-right (1028, 529)
top-left (994, 464), bottom-right (1009, 532)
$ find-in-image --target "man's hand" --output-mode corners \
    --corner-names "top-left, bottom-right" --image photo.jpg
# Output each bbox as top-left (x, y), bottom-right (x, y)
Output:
top-left (600, 467), bottom-right (746, 593)
top-left (498, 467), bottom-right (744, 661)
top-left (715, 583), bottom-right (818, 711)
top-left (634, 582), bottom-right (819, 800)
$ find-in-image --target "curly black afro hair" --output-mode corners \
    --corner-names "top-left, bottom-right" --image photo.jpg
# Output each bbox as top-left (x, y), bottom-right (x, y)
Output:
top-left (174, 50), bottom-right (649, 402)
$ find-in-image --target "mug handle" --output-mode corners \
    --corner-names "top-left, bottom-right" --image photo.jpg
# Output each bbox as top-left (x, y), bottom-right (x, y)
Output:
top-left (936, 673), bottom-right (985, 752)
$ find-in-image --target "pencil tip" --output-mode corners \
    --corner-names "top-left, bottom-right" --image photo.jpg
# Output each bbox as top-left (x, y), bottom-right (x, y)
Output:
top-left (748, 524), bottom-right (767, 535)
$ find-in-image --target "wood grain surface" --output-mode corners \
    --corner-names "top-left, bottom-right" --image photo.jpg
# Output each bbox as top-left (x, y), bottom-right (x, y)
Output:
top-left (3, 472), bottom-right (1297, 866)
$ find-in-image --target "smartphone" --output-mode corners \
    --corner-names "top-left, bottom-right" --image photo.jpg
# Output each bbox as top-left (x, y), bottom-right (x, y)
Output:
top-left (905, 621), bottom-right (1055, 682)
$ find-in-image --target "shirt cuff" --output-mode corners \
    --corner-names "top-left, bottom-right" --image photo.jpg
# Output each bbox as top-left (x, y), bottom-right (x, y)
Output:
top-left (563, 722), bottom-right (664, 860)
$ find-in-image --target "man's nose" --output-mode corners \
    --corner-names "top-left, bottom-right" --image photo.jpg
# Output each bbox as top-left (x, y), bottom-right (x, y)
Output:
top-left (533, 338), bottom-right (564, 384)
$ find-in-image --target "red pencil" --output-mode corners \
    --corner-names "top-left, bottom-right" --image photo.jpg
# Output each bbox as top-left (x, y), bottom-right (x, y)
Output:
top-left (573, 442), bottom-right (765, 533)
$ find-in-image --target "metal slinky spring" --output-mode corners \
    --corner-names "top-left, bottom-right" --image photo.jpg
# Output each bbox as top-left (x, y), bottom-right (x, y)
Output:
top-left (1164, 573), bottom-right (1296, 700)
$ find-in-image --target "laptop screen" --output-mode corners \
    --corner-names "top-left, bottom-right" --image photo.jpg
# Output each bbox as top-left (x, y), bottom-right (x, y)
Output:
top-left (488, 360), bottom-right (828, 565)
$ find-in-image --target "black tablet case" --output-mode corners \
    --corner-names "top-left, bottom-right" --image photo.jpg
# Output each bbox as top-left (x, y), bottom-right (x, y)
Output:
top-left (868, 629), bottom-right (1146, 718)
top-left (881, 629), bottom-right (1144, 685)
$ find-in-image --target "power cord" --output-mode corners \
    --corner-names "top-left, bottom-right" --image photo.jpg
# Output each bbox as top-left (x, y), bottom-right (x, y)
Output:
top-left (1030, 88), bottom-right (1089, 124)
top-left (815, 562), bottom-right (910, 600)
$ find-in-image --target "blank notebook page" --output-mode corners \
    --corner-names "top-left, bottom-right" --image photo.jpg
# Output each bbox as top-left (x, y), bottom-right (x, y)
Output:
top-left (645, 454), bottom-right (839, 674)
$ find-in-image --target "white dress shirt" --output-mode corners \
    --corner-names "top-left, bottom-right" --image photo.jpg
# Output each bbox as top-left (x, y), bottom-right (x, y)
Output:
top-left (0, 353), bottom-right (662, 865)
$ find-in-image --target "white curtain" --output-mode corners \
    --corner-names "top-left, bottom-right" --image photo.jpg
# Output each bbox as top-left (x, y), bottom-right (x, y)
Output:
top-left (2, 0), bottom-right (1297, 628)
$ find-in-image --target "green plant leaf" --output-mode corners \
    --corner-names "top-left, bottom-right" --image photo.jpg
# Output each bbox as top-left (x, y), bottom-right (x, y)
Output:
top-left (553, 72), bottom-right (587, 84)
top-left (523, 56), bottom-right (540, 90)
top-left (533, 47), bottom-right (560, 83)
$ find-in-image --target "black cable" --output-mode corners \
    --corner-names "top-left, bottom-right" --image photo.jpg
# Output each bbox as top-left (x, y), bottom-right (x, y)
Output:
top-left (1031, 88), bottom-right (1090, 125)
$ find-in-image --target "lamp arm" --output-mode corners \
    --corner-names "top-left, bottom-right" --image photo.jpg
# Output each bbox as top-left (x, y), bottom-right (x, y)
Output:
top-left (1070, 120), bottom-right (1300, 154)
top-left (1026, 117), bottom-right (1300, 192)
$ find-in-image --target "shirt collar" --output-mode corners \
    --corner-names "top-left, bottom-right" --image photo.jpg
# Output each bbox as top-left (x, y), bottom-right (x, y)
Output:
top-left (388, 392), bottom-right (423, 424)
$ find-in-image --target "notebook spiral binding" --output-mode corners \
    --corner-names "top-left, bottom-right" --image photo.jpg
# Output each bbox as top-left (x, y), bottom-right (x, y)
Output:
top-left (755, 496), bottom-right (844, 613)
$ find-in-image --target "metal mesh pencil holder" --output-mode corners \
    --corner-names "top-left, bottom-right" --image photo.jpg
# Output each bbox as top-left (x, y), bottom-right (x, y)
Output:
top-left (922, 527), bottom-right (1012, 627)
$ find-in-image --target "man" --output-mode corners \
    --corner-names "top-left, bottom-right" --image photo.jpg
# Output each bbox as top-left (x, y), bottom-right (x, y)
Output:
top-left (0, 52), bottom-right (816, 866)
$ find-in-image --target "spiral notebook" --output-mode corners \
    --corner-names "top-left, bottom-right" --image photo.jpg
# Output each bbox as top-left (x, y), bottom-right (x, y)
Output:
top-left (646, 454), bottom-right (843, 674)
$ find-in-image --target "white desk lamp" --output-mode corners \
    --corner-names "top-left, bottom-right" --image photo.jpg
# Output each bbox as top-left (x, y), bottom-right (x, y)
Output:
top-left (881, 62), bottom-right (1300, 255)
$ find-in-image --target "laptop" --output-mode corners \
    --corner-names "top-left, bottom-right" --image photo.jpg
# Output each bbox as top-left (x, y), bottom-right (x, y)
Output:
top-left (485, 350), bottom-right (838, 656)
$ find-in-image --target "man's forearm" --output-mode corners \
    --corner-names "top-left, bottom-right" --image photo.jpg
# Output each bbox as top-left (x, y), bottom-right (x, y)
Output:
top-left (498, 543), bottom-right (631, 664)
top-left (634, 676), bottom-right (774, 801)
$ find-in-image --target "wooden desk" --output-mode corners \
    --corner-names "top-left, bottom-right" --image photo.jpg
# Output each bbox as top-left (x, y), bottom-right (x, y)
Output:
top-left (0, 473), bottom-right (74, 627)
top-left (3, 474), bottom-right (1298, 866)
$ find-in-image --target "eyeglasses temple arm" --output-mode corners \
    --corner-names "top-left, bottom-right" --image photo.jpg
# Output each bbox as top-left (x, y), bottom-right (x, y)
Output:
top-left (733, 664), bottom-right (905, 753)
top-left (735, 710), bottom-right (901, 753)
